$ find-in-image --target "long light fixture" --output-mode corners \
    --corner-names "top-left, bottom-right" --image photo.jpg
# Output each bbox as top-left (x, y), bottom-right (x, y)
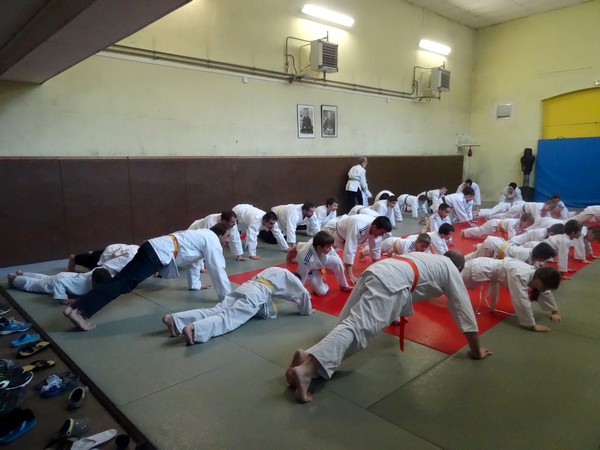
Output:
top-left (301, 4), bottom-right (354, 27)
top-left (419, 39), bottom-right (451, 56)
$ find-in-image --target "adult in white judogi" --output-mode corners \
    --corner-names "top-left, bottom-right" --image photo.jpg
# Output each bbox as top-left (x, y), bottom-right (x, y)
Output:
top-left (462, 257), bottom-right (560, 331)
top-left (371, 198), bottom-right (403, 226)
top-left (272, 203), bottom-right (319, 245)
top-left (167, 267), bottom-right (312, 344)
top-left (9, 268), bottom-right (109, 302)
top-left (189, 211), bottom-right (244, 260)
top-left (464, 236), bottom-right (556, 266)
top-left (442, 191), bottom-right (474, 223)
top-left (573, 205), bottom-right (600, 225)
top-left (499, 183), bottom-right (523, 204)
top-left (314, 198), bottom-right (338, 229)
top-left (397, 194), bottom-right (428, 219)
top-left (286, 252), bottom-right (491, 402)
top-left (233, 204), bottom-right (288, 258)
top-left (457, 180), bottom-right (481, 207)
top-left (345, 157), bottom-right (371, 210)
top-left (294, 236), bottom-right (351, 295)
top-left (322, 214), bottom-right (390, 283)
top-left (462, 215), bottom-right (534, 240)
top-left (66, 227), bottom-right (232, 329)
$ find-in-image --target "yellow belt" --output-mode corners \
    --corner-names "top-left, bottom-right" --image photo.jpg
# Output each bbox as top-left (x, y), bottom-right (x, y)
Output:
top-left (497, 242), bottom-right (510, 259)
top-left (254, 277), bottom-right (273, 292)
top-left (168, 234), bottom-right (179, 258)
top-left (392, 239), bottom-right (401, 255)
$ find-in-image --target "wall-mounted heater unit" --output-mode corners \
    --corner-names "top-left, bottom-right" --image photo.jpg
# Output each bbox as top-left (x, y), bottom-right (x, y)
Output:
top-left (430, 67), bottom-right (450, 92)
top-left (310, 39), bottom-right (338, 73)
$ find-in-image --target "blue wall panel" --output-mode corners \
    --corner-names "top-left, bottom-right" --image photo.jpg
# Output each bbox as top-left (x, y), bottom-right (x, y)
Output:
top-left (535, 137), bottom-right (600, 208)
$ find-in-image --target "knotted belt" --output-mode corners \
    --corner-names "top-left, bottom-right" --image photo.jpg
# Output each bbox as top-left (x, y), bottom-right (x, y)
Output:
top-left (393, 256), bottom-right (419, 351)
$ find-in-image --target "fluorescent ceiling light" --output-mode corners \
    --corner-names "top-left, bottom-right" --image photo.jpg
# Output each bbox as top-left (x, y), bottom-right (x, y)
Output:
top-left (419, 39), bottom-right (451, 56)
top-left (302, 4), bottom-right (354, 27)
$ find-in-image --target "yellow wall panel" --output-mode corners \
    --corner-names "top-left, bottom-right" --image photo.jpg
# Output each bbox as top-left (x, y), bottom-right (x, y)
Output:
top-left (542, 88), bottom-right (600, 139)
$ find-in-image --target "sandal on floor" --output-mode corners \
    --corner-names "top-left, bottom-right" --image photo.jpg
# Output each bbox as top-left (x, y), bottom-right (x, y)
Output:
top-left (20, 359), bottom-right (56, 373)
top-left (0, 408), bottom-right (37, 444)
top-left (71, 429), bottom-right (117, 450)
top-left (17, 340), bottom-right (50, 358)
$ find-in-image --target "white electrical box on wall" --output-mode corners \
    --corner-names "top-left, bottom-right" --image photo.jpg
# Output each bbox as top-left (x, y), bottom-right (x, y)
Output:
top-left (310, 40), bottom-right (338, 73)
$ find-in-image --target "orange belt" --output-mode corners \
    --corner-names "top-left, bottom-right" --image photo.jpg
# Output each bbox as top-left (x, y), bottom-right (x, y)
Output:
top-left (393, 256), bottom-right (419, 351)
top-left (168, 234), bottom-right (179, 258)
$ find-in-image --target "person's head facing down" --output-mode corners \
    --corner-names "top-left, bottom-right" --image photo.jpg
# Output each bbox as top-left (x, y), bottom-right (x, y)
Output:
top-left (548, 223), bottom-right (565, 236)
top-left (438, 203), bottom-right (451, 218)
top-left (325, 197), bottom-right (338, 213)
top-left (444, 250), bottom-right (465, 272)
top-left (379, 193), bottom-right (390, 201)
top-left (220, 210), bottom-right (238, 229)
top-left (519, 212), bottom-right (535, 229)
top-left (262, 211), bottom-right (278, 230)
top-left (369, 216), bottom-right (392, 236)
top-left (418, 194), bottom-right (427, 205)
top-left (531, 242), bottom-right (556, 265)
top-left (210, 223), bottom-right (231, 245)
top-left (91, 268), bottom-right (112, 288)
top-left (462, 186), bottom-right (475, 201)
top-left (302, 202), bottom-right (316, 218)
top-left (586, 226), bottom-right (600, 242)
top-left (312, 231), bottom-right (335, 255)
top-left (529, 266), bottom-right (561, 300)
top-left (464, 179), bottom-right (473, 186)
top-left (386, 196), bottom-right (397, 208)
top-left (564, 219), bottom-right (582, 239)
top-left (414, 233), bottom-right (431, 252)
top-left (438, 223), bottom-right (454, 239)
top-left (508, 182), bottom-right (517, 193)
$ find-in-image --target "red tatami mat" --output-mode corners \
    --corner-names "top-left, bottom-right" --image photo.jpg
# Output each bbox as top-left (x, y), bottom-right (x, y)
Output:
top-left (229, 222), bottom-right (599, 355)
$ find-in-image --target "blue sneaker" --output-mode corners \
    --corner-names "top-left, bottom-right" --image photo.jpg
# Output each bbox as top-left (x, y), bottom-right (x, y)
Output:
top-left (0, 318), bottom-right (31, 335)
top-left (10, 333), bottom-right (40, 348)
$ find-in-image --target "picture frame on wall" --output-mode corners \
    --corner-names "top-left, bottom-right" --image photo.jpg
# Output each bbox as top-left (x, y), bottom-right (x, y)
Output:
top-left (297, 104), bottom-right (315, 138)
top-left (321, 105), bottom-right (337, 138)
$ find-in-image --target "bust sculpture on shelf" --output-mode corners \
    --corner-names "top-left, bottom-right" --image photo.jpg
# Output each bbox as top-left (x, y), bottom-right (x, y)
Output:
top-left (520, 147), bottom-right (535, 187)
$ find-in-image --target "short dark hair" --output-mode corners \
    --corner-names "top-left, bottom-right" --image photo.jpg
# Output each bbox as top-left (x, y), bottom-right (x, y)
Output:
top-left (325, 197), bottom-right (337, 206)
top-left (465, 179), bottom-right (473, 185)
top-left (509, 182), bottom-right (517, 189)
top-left (372, 216), bottom-right (392, 232)
top-left (92, 268), bottom-right (112, 287)
top-left (313, 231), bottom-right (334, 248)
top-left (534, 267), bottom-right (561, 290)
top-left (387, 195), bottom-right (397, 202)
top-left (302, 202), bottom-right (315, 211)
top-left (564, 219), bottom-right (581, 236)
top-left (444, 250), bottom-right (465, 271)
top-left (548, 223), bottom-right (565, 235)
top-left (462, 187), bottom-right (475, 196)
top-left (220, 210), bottom-right (237, 222)
top-left (379, 193), bottom-right (390, 201)
top-left (210, 223), bottom-right (229, 236)
top-left (439, 223), bottom-right (454, 235)
top-left (438, 202), bottom-right (450, 211)
top-left (418, 194), bottom-right (427, 202)
top-left (263, 211), bottom-right (278, 222)
top-left (415, 233), bottom-right (431, 245)
top-left (531, 242), bottom-right (556, 260)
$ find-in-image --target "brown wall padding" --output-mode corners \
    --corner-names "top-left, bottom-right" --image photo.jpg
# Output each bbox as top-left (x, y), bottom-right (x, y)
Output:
top-left (0, 155), bottom-right (462, 266)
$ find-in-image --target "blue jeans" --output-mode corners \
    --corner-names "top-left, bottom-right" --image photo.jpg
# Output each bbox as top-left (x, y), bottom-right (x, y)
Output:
top-left (73, 242), bottom-right (163, 318)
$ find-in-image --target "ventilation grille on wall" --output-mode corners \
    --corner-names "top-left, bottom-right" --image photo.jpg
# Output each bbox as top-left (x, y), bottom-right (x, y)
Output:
top-left (430, 67), bottom-right (450, 92)
top-left (310, 40), bottom-right (338, 73)
top-left (496, 104), bottom-right (512, 119)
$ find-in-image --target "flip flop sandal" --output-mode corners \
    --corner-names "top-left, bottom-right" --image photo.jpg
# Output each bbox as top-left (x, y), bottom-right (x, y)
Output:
top-left (71, 429), bottom-right (117, 450)
top-left (21, 359), bottom-right (56, 373)
top-left (17, 341), bottom-right (50, 358)
top-left (0, 408), bottom-right (36, 444)
top-left (10, 333), bottom-right (41, 347)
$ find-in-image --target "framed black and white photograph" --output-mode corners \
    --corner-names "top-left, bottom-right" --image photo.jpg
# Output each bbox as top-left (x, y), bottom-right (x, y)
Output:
top-left (321, 105), bottom-right (337, 138)
top-left (297, 104), bottom-right (315, 138)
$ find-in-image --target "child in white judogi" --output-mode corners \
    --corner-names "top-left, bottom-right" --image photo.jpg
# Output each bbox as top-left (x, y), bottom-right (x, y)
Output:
top-left (425, 203), bottom-right (452, 232)
top-left (8, 268), bottom-right (111, 303)
top-left (478, 202), bottom-right (515, 219)
top-left (462, 257), bottom-right (561, 331)
top-left (427, 223), bottom-right (454, 255)
top-left (573, 206), bottom-right (600, 225)
top-left (287, 231), bottom-right (351, 296)
top-left (397, 194), bottom-right (428, 220)
top-left (164, 267), bottom-right (312, 345)
top-left (425, 186), bottom-right (448, 213)
top-left (314, 198), bottom-right (338, 229)
top-left (464, 236), bottom-right (556, 267)
top-left (524, 220), bottom-right (583, 276)
top-left (442, 189), bottom-right (475, 223)
top-left (380, 233), bottom-right (431, 256)
top-left (371, 196), bottom-right (403, 226)
top-left (499, 183), bottom-right (522, 204)
top-left (509, 223), bottom-right (564, 246)
top-left (461, 213), bottom-right (534, 240)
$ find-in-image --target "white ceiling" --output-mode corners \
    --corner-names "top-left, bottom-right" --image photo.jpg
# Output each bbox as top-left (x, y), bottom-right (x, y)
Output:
top-left (406, 0), bottom-right (591, 28)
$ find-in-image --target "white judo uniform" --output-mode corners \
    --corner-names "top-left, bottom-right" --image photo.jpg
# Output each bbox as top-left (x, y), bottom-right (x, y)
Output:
top-left (371, 199), bottom-right (403, 226)
top-left (462, 218), bottom-right (525, 240)
top-left (345, 164), bottom-right (371, 204)
top-left (397, 194), bottom-right (428, 219)
top-left (295, 240), bottom-right (350, 295)
top-left (348, 205), bottom-right (379, 217)
top-left (272, 204), bottom-right (320, 245)
top-left (373, 190), bottom-right (394, 203)
top-left (425, 212), bottom-right (452, 233)
top-left (525, 234), bottom-right (578, 273)
top-left (442, 192), bottom-right (474, 222)
top-left (465, 236), bottom-right (537, 265)
top-left (380, 236), bottom-right (418, 256)
top-left (488, 202), bottom-right (548, 221)
top-left (170, 267), bottom-right (312, 343)
top-left (12, 269), bottom-right (102, 301)
top-left (306, 253), bottom-right (478, 378)
top-left (233, 204), bottom-right (288, 257)
top-left (573, 206), bottom-right (600, 224)
top-left (510, 227), bottom-right (550, 246)
top-left (427, 231), bottom-right (450, 255)
top-left (189, 213), bottom-right (244, 258)
top-left (462, 257), bottom-right (558, 328)
top-left (478, 202), bottom-right (514, 219)
top-left (322, 214), bottom-right (383, 265)
top-left (314, 205), bottom-right (337, 229)
top-left (97, 244), bottom-right (139, 276)
top-left (426, 189), bottom-right (446, 212)
top-left (457, 181), bottom-right (481, 206)
top-left (499, 186), bottom-right (523, 204)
